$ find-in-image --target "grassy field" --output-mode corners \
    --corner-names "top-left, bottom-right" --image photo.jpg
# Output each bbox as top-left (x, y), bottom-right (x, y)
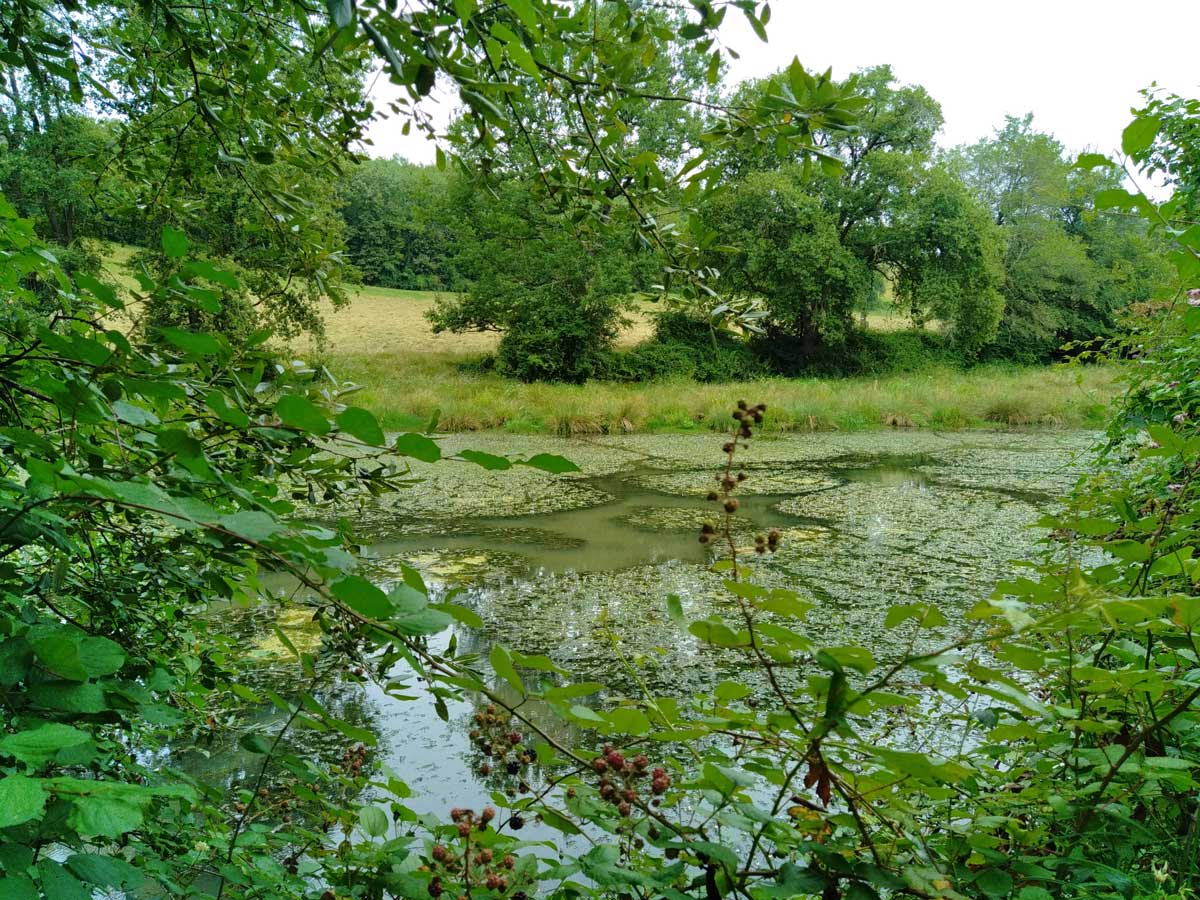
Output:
top-left (98, 244), bottom-right (1121, 434)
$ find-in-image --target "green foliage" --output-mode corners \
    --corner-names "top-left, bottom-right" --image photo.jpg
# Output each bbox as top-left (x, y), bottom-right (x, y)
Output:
top-left (704, 168), bottom-right (872, 361)
top-left (429, 179), bottom-right (638, 382)
top-left (338, 157), bottom-right (457, 290)
top-left (954, 114), bottom-right (1172, 361)
top-left (606, 310), bottom-right (765, 382)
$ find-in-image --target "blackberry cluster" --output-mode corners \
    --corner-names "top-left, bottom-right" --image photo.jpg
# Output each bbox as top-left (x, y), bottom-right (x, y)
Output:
top-left (590, 745), bottom-right (672, 818)
top-left (423, 807), bottom-right (524, 899)
top-left (469, 704), bottom-right (534, 790)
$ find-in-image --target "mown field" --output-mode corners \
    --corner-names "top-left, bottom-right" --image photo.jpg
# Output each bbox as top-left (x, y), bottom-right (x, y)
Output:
top-left (101, 246), bottom-right (1121, 434)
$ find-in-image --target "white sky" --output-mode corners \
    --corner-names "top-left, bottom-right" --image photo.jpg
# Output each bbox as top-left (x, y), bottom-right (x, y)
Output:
top-left (362, 0), bottom-right (1200, 166)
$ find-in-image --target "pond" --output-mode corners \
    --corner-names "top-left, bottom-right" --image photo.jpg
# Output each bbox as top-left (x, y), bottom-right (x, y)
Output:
top-left (186, 429), bottom-right (1096, 819)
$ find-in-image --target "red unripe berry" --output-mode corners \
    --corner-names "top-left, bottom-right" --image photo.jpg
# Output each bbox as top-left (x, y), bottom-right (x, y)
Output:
top-left (456, 821), bottom-right (472, 837)
top-left (503, 855), bottom-right (515, 869)
top-left (592, 757), bottom-right (607, 773)
top-left (432, 845), bottom-right (448, 862)
top-left (481, 806), bottom-right (496, 823)
top-left (652, 767), bottom-right (665, 779)
top-left (652, 777), bottom-right (669, 795)
top-left (633, 754), bottom-right (649, 771)
top-left (606, 751), bottom-right (625, 769)
top-left (450, 808), bottom-right (463, 822)
top-left (617, 802), bottom-right (631, 817)
top-left (508, 731), bottom-right (522, 745)
top-left (621, 789), bottom-right (636, 803)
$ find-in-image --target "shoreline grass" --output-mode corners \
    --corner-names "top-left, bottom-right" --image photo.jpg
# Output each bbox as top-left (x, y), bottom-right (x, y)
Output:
top-left (318, 351), bottom-right (1122, 434)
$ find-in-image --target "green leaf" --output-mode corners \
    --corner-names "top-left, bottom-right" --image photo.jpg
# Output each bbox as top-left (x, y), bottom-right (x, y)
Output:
top-left (666, 594), bottom-right (684, 623)
top-left (76, 636), bottom-right (125, 677)
top-left (1075, 152), bottom-right (1114, 170)
top-left (1121, 115), bottom-right (1161, 156)
top-left (326, 0), bottom-right (353, 28)
top-left (0, 724), bottom-right (90, 765)
top-left (331, 576), bottom-right (393, 619)
top-left (0, 775), bottom-right (47, 828)
top-left (275, 395), bottom-right (331, 436)
top-left (395, 432), bottom-right (441, 463)
top-left (36, 861), bottom-right (90, 900)
top-left (490, 644), bottom-right (524, 694)
top-left (359, 805), bottom-right (389, 838)
top-left (160, 327), bottom-right (223, 357)
top-left (66, 796), bottom-right (144, 840)
top-left (337, 407), bottom-right (384, 445)
top-left (0, 876), bottom-right (36, 900)
top-left (975, 867), bottom-right (1013, 897)
top-left (502, 0), bottom-right (539, 32)
top-left (604, 707), bottom-right (652, 735)
top-left (160, 225), bottom-right (190, 259)
top-left (520, 453), bottom-right (579, 474)
top-left (458, 449), bottom-right (512, 470)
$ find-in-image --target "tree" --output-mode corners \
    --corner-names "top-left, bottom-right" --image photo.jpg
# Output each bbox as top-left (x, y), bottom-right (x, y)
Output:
top-left (704, 168), bottom-right (872, 362)
top-left (707, 66), bottom-right (1005, 362)
top-left (337, 157), bottom-right (457, 290)
top-left (429, 177), bottom-right (637, 382)
top-left (953, 114), bottom-right (1170, 359)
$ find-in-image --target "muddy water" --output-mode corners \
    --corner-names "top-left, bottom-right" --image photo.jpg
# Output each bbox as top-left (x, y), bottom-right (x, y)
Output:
top-left (199, 430), bottom-right (1097, 815)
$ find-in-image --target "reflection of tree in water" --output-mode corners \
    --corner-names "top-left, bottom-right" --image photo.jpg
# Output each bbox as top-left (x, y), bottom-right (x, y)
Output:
top-left (171, 603), bottom-right (382, 816)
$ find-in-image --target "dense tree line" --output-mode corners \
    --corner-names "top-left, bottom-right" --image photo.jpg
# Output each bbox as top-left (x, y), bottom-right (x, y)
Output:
top-left (1, 58), bottom-right (1171, 381)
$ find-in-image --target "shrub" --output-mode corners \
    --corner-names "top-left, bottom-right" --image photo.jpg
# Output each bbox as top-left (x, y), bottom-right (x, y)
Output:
top-left (604, 311), bottom-right (764, 382)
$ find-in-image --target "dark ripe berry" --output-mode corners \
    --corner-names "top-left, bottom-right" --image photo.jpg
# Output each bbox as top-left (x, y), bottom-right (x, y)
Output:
top-left (700, 522), bottom-right (715, 535)
top-left (456, 821), bottom-right (472, 837)
top-left (739, 424), bottom-right (752, 439)
top-left (600, 782), bottom-right (616, 799)
top-left (479, 763), bottom-right (492, 776)
top-left (769, 528), bottom-right (781, 540)
top-left (755, 534), bottom-right (766, 545)
top-left (481, 806), bottom-right (496, 823)
top-left (699, 533), bottom-right (711, 544)
top-left (724, 499), bottom-right (739, 513)
top-left (513, 892), bottom-right (528, 900)
top-left (518, 781), bottom-right (531, 793)
top-left (606, 751), bottom-right (625, 769)
top-left (722, 442), bottom-right (735, 454)
top-left (497, 877), bottom-right (508, 891)
top-left (617, 802), bottom-right (631, 817)
top-left (592, 757), bottom-right (607, 773)
top-left (665, 847), bottom-right (679, 860)
top-left (755, 544), bottom-right (766, 555)
top-left (432, 844), bottom-right (448, 862)
top-left (508, 731), bottom-right (522, 745)
top-left (732, 409), bottom-right (745, 420)
top-left (722, 477), bottom-right (736, 491)
top-left (633, 754), bottom-right (649, 771)
top-left (737, 400), bottom-right (748, 411)
top-left (757, 403), bottom-right (768, 412)
top-left (753, 412), bottom-right (763, 424)
top-left (510, 815), bottom-right (525, 830)
top-left (706, 491), bottom-right (719, 501)
top-left (506, 761), bottom-right (520, 775)
top-left (429, 879), bottom-right (443, 898)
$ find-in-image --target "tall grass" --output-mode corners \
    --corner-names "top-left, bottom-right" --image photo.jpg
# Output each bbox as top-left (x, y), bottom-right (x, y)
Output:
top-left (320, 350), bottom-right (1120, 434)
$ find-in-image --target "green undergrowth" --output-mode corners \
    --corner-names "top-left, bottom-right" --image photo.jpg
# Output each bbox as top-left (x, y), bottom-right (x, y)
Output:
top-left (319, 350), bottom-right (1120, 434)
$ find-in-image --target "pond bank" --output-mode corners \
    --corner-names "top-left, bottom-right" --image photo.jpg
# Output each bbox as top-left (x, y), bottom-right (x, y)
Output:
top-left (319, 355), bottom-right (1120, 434)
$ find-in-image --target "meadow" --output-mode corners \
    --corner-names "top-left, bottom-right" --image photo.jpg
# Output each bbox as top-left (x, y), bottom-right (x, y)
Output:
top-left (309, 284), bottom-right (1119, 434)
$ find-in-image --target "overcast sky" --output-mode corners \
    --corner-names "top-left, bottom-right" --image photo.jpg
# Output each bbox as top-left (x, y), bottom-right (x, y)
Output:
top-left (362, 0), bottom-right (1200, 167)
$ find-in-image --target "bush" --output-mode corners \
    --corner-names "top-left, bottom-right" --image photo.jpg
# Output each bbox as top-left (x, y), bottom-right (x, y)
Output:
top-left (752, 326), bottom-right (967, 377)
top-left (604, 311), bottom-right (764, 382)
top-left (495, 291), bottom-right (620, 383)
